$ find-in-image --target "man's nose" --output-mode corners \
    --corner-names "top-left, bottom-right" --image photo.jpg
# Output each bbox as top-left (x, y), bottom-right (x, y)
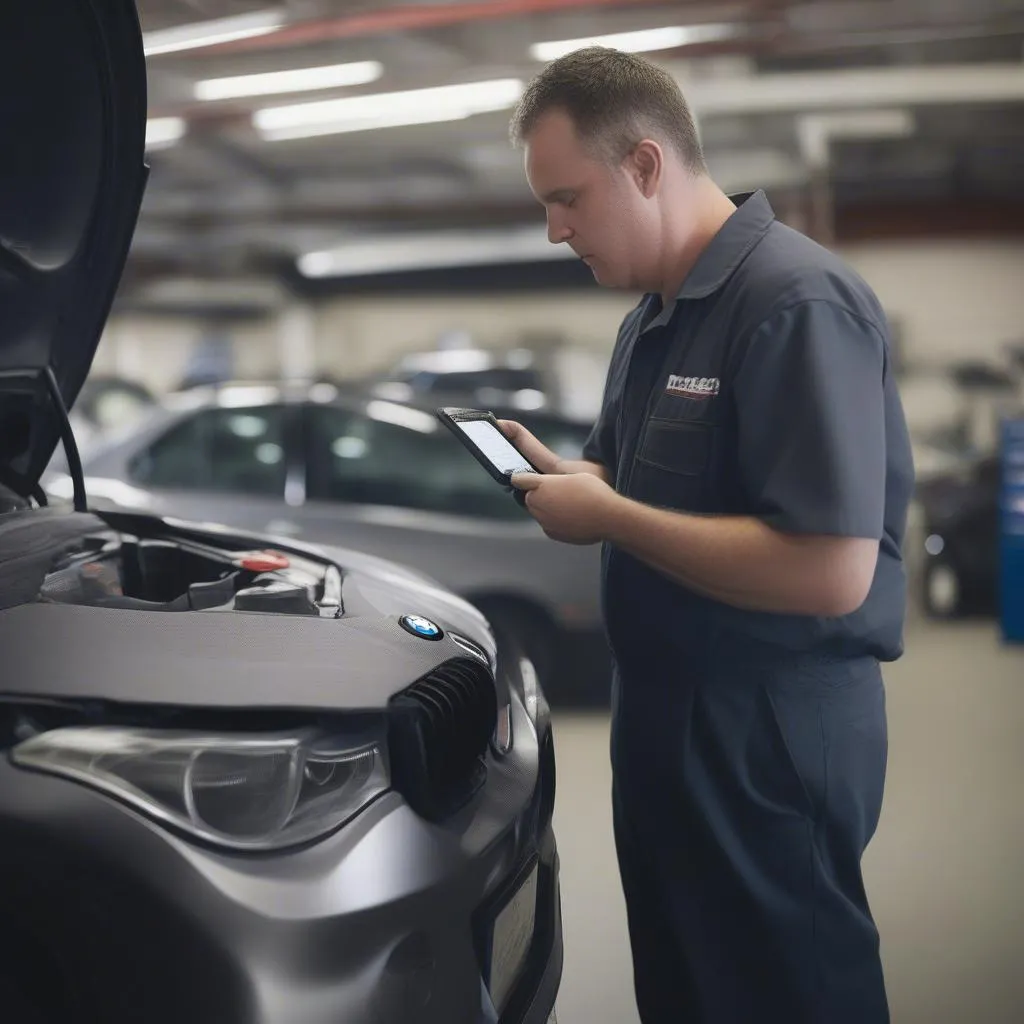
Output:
top-left (546, 211), bottom-right (573, 245)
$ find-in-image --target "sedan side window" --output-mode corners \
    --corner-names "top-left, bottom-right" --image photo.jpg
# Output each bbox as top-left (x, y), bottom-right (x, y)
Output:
top-left (129, 405), bottom-right (288, 497)
top-left (305, 404), bottom-right (524, 519)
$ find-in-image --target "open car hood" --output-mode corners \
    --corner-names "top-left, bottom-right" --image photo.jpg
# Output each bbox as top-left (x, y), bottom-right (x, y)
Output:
top-left (0, 0), bottom-right (148, 499)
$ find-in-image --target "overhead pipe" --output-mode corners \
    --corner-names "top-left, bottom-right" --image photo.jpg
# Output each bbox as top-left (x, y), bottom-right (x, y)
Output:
top-left (150, 1), bottom-right (1022, 64)
top-left (180, 0), bottom-right (750, 56)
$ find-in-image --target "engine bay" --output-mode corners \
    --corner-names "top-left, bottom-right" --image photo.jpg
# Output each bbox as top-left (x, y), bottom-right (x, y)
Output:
top-left (38, 529), bottom-right (343, 619)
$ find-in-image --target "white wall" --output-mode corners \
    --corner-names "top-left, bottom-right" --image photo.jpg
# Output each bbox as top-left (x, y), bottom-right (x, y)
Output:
top-left (99, 240), bottom-right (1024, 394)
top-left (93, 315), bottom-right (280, 395)
top-left (304, 240), bottom-right (1024, 379)
top-left (839, 241), bottom-right (1024, 369)
top-left (309, 290), bottom-right (640, 378)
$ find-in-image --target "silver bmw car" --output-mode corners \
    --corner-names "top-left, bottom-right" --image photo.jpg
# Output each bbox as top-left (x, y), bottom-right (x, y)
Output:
top-left (0, 3), bottom-right (561, 1021)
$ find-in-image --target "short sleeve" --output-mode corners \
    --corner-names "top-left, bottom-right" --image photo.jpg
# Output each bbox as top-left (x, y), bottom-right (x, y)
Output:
top-left (582, 305), bottom-right (645, 471)
top-left (734, 300), bottom-right (887, 538)
top-left (582, 402), bottom-right (616, 469)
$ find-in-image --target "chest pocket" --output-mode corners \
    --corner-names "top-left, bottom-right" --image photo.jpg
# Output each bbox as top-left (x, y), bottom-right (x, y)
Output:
top-left (629, 415), bottom-right (715, 511)
top-left (626, 365), bottom-right (727, 514)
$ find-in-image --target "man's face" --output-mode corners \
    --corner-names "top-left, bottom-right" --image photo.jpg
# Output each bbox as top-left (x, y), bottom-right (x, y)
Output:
top-left (524, 109), bottom-right (654, 291)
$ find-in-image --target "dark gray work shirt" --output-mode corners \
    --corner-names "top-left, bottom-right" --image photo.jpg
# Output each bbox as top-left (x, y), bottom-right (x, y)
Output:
top-left (583, 190), bottom-right (915, 679)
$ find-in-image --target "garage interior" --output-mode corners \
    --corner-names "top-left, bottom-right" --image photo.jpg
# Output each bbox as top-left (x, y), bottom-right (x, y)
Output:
top-left (70, 0), bottom-right (1024, 1021)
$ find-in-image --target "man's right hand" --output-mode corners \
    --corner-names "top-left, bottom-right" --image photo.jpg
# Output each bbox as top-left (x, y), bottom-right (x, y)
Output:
top-left (497, 419), bottom-right (611, 483)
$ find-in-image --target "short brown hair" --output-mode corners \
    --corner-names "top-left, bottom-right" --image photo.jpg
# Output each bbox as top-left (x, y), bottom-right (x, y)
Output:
top-left (509, 46), bottom-right (706, 171)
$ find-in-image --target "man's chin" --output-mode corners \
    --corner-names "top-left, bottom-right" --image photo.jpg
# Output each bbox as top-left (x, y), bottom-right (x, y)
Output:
top-left (588, 264), bottom-right (625, 289)
top-left (583, 258), bottom-right (607, 284)
top-left (580, 255), bottom-right (626, 289)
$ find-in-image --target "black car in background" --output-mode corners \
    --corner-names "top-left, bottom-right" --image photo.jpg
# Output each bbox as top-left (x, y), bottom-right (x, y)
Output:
top-left (917, 455), bottom-right (1001, 618)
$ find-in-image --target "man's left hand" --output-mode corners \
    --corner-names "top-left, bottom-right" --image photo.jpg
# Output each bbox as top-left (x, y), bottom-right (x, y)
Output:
top-left (510, 471), bottom-right (621, 545)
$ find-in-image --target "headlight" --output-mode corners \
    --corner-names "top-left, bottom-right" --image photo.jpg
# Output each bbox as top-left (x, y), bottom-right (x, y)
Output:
top-left (10, 725), bottom-right (389, 852)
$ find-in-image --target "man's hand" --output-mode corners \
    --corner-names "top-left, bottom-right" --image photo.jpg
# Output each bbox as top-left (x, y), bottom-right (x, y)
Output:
top-left (496, 420), bottom-right (562, 473)
top-left (510, 471), bottom-right (621, 545)
top-left (497, 420), bottom-right (611, 482)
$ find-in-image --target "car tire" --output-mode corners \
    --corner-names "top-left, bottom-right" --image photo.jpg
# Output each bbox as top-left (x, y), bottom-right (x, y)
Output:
top-left (922, 557), bottom-right (964, 619)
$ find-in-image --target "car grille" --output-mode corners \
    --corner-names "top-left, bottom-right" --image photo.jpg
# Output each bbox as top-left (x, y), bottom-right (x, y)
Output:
top-left (387, 658), bottom-right (498, 821)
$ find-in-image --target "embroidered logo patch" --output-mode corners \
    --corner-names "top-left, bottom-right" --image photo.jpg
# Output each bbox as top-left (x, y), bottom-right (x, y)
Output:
top-left (666, 374), bottom-right (721, 400)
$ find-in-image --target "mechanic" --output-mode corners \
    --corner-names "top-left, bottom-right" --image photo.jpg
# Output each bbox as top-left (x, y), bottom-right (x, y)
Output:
top-left (502, 47), bottom-right (914, 1023)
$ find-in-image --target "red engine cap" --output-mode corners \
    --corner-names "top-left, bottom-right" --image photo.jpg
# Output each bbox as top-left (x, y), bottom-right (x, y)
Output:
top-left (236, 550), bottom-right (291, 572)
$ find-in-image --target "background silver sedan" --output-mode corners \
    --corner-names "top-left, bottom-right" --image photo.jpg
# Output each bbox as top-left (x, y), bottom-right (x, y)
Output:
top-left (47, 382), bottom-right (611, 706)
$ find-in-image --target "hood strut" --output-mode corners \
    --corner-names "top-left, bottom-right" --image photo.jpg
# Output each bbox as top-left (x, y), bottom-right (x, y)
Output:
top-left (44, 367), bottom-right (87, 513)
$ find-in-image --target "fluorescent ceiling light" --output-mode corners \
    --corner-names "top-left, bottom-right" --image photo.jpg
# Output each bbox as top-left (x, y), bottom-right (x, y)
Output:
top-left (298, 225), bottom-right (572, 279)
top-left (195, 60), bottom-right (383, 101)
top-left (145, 116), bottom-right (186, 150)
top-left (259, 107), bottom-right (471, 141)
top-left (216, 386), bottom-right (283, 409)
top-left (530, 24), bottom-right (735, 62)
top-left (398, 350), bottom-right (495, 373)
top-left (254, 78), bottom-right (523, 140)
top-left (143, 10), bottom-right (285, 57)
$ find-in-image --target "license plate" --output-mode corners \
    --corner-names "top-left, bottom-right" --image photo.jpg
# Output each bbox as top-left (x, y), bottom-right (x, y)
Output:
top-left (488, 863), bottom-right (539, 1014)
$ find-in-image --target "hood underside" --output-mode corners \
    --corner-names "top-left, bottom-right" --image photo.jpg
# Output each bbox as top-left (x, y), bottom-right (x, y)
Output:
top-left (0, 0), bottom-right (148, 498)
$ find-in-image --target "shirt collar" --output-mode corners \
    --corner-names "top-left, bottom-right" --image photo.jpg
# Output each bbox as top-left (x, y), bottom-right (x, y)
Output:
top-left (674, 189), bottom-right (776, 301)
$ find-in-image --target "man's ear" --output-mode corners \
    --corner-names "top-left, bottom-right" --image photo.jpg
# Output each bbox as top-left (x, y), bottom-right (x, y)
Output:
top-left (628, 140), bottom-right (663, 198)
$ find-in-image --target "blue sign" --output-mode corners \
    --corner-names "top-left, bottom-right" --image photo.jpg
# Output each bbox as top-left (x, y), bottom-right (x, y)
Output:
top-left (400, 614), bottom-right (443, 641)
top-left (999, 418), bottom-right (1024, 643)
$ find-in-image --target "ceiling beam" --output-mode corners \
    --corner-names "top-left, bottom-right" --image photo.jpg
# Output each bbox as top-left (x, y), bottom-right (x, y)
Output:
top-left (139, 201), bottom-right (544, 231)
top-left (675, 62), bottom-right (1024, 115)
top-left (185, 134), bottom-right (295, 188)
top-left (834, 199), bottom-right (1024, 241)
top-left (136, 192), bottom-right (1024, 237)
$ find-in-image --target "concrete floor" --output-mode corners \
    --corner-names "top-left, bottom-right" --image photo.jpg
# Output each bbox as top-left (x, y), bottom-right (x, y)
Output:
top-left (549, 617), bottom-right (1024, 1024)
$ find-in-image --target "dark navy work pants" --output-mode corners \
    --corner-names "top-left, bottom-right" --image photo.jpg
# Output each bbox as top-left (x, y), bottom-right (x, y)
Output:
top-left (610, 651), bottom-right (890, 1023)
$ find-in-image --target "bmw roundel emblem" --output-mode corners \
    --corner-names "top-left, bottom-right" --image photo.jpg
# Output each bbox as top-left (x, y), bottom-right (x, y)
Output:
top-left (400, 614), bottom-right (443, 641)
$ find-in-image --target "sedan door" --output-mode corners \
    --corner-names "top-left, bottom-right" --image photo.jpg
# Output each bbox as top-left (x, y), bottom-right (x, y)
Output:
top-left (283, 400), bottom-right (602, 630)
top-left (112, 401), bottom-right (303, 539)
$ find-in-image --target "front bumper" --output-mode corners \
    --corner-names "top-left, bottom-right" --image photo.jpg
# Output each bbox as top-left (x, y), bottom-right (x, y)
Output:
top-left (0, 694), bottom-right (561, 1024)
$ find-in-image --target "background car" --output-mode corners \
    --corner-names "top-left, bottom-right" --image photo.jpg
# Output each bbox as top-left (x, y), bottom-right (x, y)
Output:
top-left (917, 455), bottom-right (1002, 618)
top-left (363, 344), bottom-right (610, 423)
top-left (69, 374), bottom-right (158, 453)
top-left (45, 382), bottom-right (612, 706)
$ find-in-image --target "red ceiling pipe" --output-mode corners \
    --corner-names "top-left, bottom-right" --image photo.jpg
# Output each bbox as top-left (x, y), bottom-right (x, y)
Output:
top-left (183, 0), bottom-right (742, 56)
